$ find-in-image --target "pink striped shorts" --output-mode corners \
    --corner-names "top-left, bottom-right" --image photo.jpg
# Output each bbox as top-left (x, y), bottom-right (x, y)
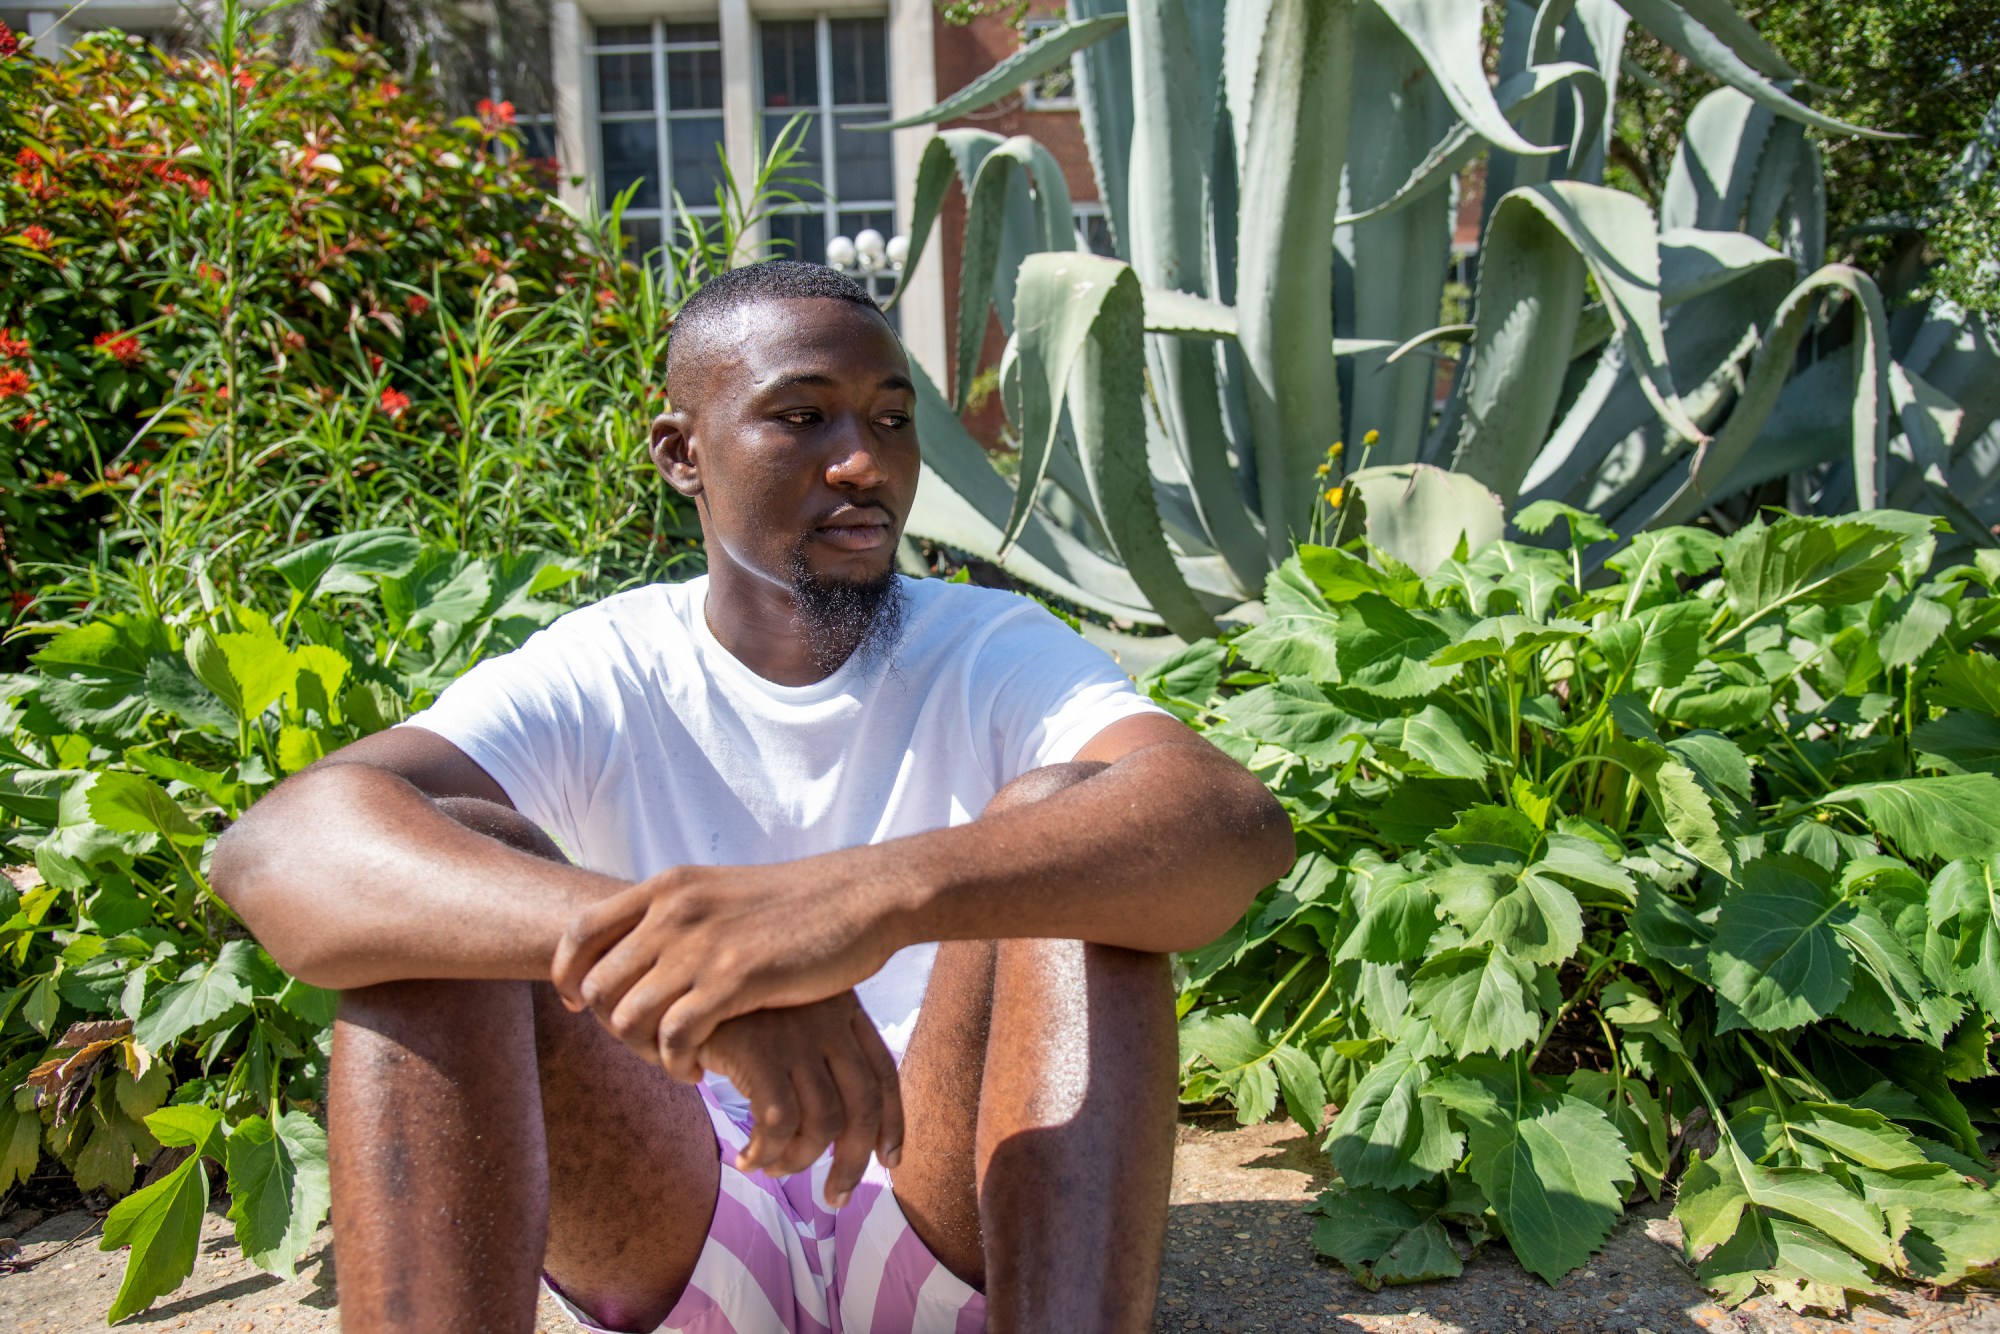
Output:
top-left (546, 1080), bottom-right (986, 1334)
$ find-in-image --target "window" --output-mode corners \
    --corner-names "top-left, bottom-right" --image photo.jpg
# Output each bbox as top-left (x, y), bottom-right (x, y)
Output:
top-left (759, 14), bottom-right (894, 294)
top-left (589, 21), bottom-right (726, 258)
top-left (1073, 202), bottom-right (1116, 257)
top-left (1021, 17), bottom-right (1076, 110)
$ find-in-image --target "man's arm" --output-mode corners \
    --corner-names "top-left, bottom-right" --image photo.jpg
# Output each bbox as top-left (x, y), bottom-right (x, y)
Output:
top-left (554, 713), bottom-right (1293, 1080)
top-left (211, 727), bottom-right (625, 990)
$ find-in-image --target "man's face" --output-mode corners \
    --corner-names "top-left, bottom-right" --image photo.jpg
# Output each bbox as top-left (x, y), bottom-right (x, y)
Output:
top-left (653, 297), bottom-right (920, 601)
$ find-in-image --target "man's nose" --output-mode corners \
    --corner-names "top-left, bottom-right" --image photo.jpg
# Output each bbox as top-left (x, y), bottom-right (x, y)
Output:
top-left (824, 417), bottom-right (888, 490)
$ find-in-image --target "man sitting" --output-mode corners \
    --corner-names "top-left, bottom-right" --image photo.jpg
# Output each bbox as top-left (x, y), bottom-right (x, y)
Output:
top-left (214, 261), bottom-right (1293, 1334)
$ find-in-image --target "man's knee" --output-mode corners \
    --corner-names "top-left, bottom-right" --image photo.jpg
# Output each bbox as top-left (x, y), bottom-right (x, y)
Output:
top-left (984, 760), bottom-right (1110, 818)
top-left (433, 795), bottom-right (566, 863)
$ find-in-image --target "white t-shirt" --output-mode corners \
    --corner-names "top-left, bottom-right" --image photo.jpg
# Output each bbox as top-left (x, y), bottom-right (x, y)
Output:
top-left (404, 573), bottom-right (1165, 1069)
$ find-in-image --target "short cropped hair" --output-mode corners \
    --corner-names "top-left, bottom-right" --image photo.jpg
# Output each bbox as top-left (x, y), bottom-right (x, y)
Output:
top-left (664, 260), bottom-right (886, 409)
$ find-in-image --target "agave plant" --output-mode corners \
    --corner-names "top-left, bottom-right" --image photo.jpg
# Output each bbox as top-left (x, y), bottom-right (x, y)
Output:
top-left (869, 0), bottom-right (2000, 641)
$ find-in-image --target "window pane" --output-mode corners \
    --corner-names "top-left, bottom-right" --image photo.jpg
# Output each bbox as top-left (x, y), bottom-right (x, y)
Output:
top-left (596, 51), bottom-right (654, 114)
top-left (834, 124), bottom-right (893, 202)
top-left (829, 17), bottom-right (887, 106)
top-left (518, 121), bottom-right (558, 163)
top-left (666, 45), bottom-right (722, 111)
top-left (664, 21), bottom-right (719, 45)
top-left (669, 117), bottom-right (726, 205)
top-left (593, 22), bottom-right (650, 46)
top-left (600, 120), bottom-right (660, 209)
top-left (622, 215), bottom-right (663, 264)
top-left (1080, 213), bottom-right (1116, 257)
top-left (767, 211), bottom-right (827, 266)
top-left (838, 209), bottom-right (894, 247)
top-left (764, 111), bottom-right (820, 181)
top-left (761, 20), bottom-right (817, 109)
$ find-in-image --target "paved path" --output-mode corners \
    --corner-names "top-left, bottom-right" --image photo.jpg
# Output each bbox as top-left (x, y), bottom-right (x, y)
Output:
top-left (2, 1122), bottom-right (1994, 1332)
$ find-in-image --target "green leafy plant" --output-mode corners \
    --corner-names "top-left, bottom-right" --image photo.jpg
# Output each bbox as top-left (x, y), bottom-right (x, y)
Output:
top-left (0, 529), bottom-right (582, 1319)
top-left (1151, 508), bottom-right (1999, 1311)
top-left (860, 0), bottom-right (2000, 640)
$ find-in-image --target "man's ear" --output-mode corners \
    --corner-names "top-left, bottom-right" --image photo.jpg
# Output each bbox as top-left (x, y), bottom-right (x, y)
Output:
top-left (649, 411), bottom-right (702, 497)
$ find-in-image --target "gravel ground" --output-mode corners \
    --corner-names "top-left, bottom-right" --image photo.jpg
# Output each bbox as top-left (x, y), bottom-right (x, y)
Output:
top-left (2, 1120), bottom-right (1995, 1332)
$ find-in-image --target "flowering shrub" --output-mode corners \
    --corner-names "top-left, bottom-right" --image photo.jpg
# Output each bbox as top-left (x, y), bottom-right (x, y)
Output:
top-left (0, 27), bottom-right (590, 598)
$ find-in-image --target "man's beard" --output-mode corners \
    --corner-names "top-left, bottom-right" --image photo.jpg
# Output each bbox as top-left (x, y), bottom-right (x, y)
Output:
top-left (786, 540), bottom-right (907, 678)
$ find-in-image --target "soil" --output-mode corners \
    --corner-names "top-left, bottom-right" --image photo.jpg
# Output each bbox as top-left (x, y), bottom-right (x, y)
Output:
top-left (1, 1120), bottom-right (1994, 1333)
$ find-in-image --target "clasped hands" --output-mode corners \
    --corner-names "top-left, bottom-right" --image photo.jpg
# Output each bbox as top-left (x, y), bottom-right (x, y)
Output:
top-left (550, 861), bottom-right (908, 1208)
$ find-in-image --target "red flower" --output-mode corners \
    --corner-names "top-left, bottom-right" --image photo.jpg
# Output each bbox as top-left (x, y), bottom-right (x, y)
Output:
top-left (476, 98), bottom-right (516, 129)
top-left (280, 330), bottom-right (306, 351)
top-left (379, 387), bottom-right (410, 419)
top-left (189, 178), bottom-right (211, 199)
top-left (378, 81), bottom-right (402, 100)
top-left (19, 226), bottom-right (52, 251)
top-left (595, 287), bottom-right (617, 308)
top-left (472, 246), bottom-right (495, 266)
top-left (234, 69), bottom-right (255, 91)
top-left (367, 350), bottom-right (383, 373)
top-left (197, 261), bottom-right (223, 282)
top-left (14, 149), bottom-right (40, 168)
top-left (92, 331), bottom-right (144, 366)
top-left (13, 413), bottom-right (46, 432)
top-left (0, 20), bottom-right (18, 58)
top-left (40, 470), bottom-right (68, 487)
top-left (0, 329), bottom-right (27, 359)
top-left (0, 368), bottom-right (29, 400)
top-left (9, 592), bottom-right (33, 614)
top-left (407, 293), bottom-right (430, 317)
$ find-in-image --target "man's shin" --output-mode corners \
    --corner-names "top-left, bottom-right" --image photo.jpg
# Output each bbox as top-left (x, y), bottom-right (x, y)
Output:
top-left (977, 939), bottom-right (1177, 1333)
top-left (329, 978), bottom-right (547, 1333)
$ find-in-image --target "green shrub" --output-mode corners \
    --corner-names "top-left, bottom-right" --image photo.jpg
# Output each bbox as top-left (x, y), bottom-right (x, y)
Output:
top-left (0, 25), bottom-right (597, 588)
top-left (0, 528), bottom-right (577, 1318)
top-left (1151, 508), bottom-right (2000, 1312)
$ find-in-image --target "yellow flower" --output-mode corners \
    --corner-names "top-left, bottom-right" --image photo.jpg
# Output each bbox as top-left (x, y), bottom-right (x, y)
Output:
top-left (1324, 485), bottom-right (1345, 508)
top-left (1327, 440), bottom-right (1344, 458)
top-left (1362, 429), bottom-right (1379, 447)
top-left (1314, 462), bottom-right (1331, 477)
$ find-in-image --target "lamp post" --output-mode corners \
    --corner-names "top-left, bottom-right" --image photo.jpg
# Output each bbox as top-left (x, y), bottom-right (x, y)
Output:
top-left (827, 227), bottom-right (909, 281)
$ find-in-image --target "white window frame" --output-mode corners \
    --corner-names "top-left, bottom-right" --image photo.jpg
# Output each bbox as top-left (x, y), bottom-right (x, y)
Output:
top-left (757, 10), bottom-right (895, 276)
top-left (588, 18), bottom-right (726, 252)
top-left (1020, 16), bottom-right (1077, 110)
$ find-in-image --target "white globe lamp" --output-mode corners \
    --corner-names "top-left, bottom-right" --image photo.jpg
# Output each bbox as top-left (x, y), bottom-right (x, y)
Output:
top-left (854, 228), bottom-right (887, 266)
top-left (825, 234), bottom-right (858, 269)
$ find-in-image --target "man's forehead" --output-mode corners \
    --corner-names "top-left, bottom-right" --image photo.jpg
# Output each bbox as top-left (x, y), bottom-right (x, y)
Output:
top-left (699, 298), bottom-right (907, 386)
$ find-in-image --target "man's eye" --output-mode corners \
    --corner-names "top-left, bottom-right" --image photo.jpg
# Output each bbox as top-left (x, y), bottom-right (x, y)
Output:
top-left (779, 410), bottom-right (819, 426)
top-left (878, 413), bottom-right (910, 429)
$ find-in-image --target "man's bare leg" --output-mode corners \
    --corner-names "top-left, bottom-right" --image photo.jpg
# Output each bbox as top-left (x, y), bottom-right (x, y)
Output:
top-left (328, 798), bottom-right (720, 1334)
top-left (895, 764), bottom-right (1180, 1331)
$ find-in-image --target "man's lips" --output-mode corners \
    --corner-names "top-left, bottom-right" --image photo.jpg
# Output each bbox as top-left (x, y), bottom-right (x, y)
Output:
top-left (813, 508), bottom-right (894, 552)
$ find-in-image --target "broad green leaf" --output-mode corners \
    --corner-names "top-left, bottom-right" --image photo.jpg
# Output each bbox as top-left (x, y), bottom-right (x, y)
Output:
top-left (1349, 867), bottom-right (1439, 964)
top-left (134, 939), bottom-right (258, 1051)
top-left (225, 1110), bottom-right (331, 1278)
top-left (1676, 1147), bottom-right (1750, 1251)
top-left (1929, 858), bottom-right (2000, 1012)
top-left (1931, 652), bottom-right (2000, 716)
top-left (100, 1152), bottom-right (208, 1322)
top-left (87, 772), bottom-right (205, 845)
top-left (1830, 905), bottom-right (1932, 1041)
top-left (1408, 946), bottom-right (1539, 1058)
top-left (1913, 711), bottom-right (2000, 777)
top-left (1710, 856), bottom-right (1854, 1032)
top-left (270, 528), bottom-right (422, 600)
top-left (1900, 1205), bottom-right (2000, 1286)
top-left (1782, 1103), bottom-right (1926, 1172)
top-left (1605, 527), bottom-right (1724, 611)
top-left (1222, 679), bottom-right (1360, 763)
top-left (1371, 705), bottom-right (1487, 779)
top-left (1697, 1211), bottom-right (1882, 1313)
top-left (1426, 1057), bottom-right (1633, 1283)
top-left (1728, 1144), bottom-right (1897, 1269)
top-left (215, 631), bottom-right (299, 720)
top-left (30, 617), bottom-right (169, 732)
top-left (1720, 515), bottom-right (1921, 637)
top-left (1141, 639), bottom-right (1226, 717)
top-left (1666, 731), bottom-right (1754, 801)
top-left (1311, 1185), bottom-right (1463, 1289)
top-left (1269, 1042), bottom-right (1326, 1136)
top-left (1344, 465), bottom-right (1505, 579)
top-left (1323, 1023), bottom-right (1461, 1190)
top-left (1821, 776), bottom-right (2000, 864)
top-left (1880, 591), bottom-right (1951, 669)
top-left (1335, 596), bottom-right (1462, 698)
top-left (1471, 869), bottom-right (1584, 967)
top-left (1513, 499), bottom-right (1615, 549)
top-left (1235, 560), bottom-right (1342, 679)
top-left (1591, 600), bottom-right (1705, 690)
top-left (1616, 740), bottom-right (1732, 874)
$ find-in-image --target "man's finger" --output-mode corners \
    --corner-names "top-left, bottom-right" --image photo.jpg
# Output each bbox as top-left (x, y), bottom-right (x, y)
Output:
top-left (853, 1007), bottom-right (905, 1171)
top-left (823, 1038), bottom-right (890, 1210)
top-left (738, 1067), bottom-right (803, 1175)
top-left (601, 964), bottom-right (689, 1065)
top-left (550, 887), bottom-right (650, 1005)
top-left (657, 987), bottom-right (733, 1083)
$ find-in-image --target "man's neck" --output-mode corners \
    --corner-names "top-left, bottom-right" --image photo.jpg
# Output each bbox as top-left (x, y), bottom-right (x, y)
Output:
top-left (701, 562), bottom-right (834, 687)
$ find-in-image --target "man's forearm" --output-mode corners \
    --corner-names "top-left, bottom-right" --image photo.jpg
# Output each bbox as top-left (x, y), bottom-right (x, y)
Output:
top-left (212, 761), bottom-right (624, 990)
top-left (868, 739), bottom-right (1293, 956)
